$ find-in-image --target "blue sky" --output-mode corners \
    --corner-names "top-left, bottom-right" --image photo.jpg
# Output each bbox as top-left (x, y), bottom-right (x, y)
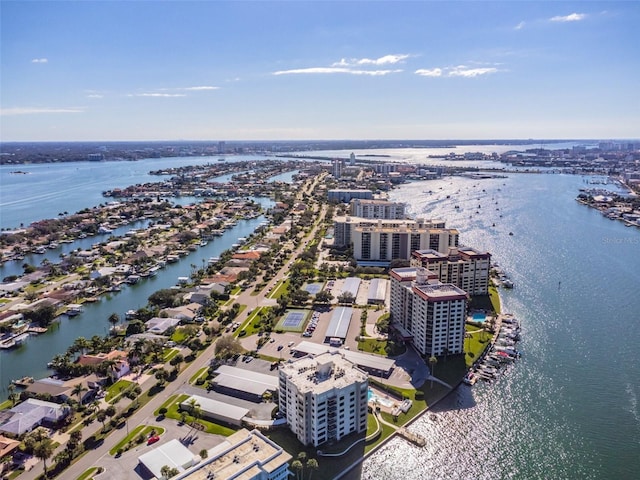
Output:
top-left (1, 1), bottom-right (638, 141)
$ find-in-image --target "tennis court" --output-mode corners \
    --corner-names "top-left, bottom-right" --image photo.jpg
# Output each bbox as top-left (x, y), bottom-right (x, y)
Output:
top-left (304, 282), bottom-right (325, 295)
top-left (276, 309), bottom-right (311, 332)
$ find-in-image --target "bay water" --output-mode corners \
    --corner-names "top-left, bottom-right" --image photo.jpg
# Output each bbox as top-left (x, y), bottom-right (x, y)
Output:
top-left (357, 172), bottom-right (640, 479)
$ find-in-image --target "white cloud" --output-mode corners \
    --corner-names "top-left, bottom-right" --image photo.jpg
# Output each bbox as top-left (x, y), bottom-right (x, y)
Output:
top-left (415, 64), bottom-right (499, 78)
top-left (86, 94), bottom-right (103, 99)
top-left (515, 21), bottom-right (525, 30)
top-left (550, 13), bottom-right (586, 22)
top-left (448, 65), bottom-right (498, 77)
top-left (415, 68), bottom-right (443, 77)
top-left (0, 107), bottom-right (83, 116)
top-left (273, 67), bottom-right (401, 76)
top-left (31, 58), bottom-right (48, 64)
top-left (181, 86), bottom-right (219, 91)
top-left (333, 54), bottom-right (411, 67)
top-left (129, 93), bottom-right (187, 98)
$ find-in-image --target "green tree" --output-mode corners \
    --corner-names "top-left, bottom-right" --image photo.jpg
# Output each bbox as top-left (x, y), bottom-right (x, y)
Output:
top-left (429, 356), bottom-right (438, 388)
top-left (108, 312), bottom-right (120, 330)
top-left (155, 368), bottom-right (170, 385)
top-left (71, 383), bottom-right (87, 405)
top-left (214, 335), bottom-right (243, 359)
top-left (33, 437), bottom-right (55, 478)
top-left (96, 409), bottom-right (108, 431)
top-left (306, 458), bottom-right (319, 479)
top-left (160, 465), bottom-right (180, 479)
top-left (291, 460), bottom-right (304, 480)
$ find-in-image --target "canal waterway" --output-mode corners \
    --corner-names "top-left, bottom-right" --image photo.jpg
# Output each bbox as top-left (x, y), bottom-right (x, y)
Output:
top-left (0, 215), bottom-right (267, 395)
top-left (356, 172), bottom-right (640, 479)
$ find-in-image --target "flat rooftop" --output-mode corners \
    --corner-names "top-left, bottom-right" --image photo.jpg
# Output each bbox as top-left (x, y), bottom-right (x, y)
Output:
top-left (294, 341), bottom-right (395, 374)
top-left (176, 429), bottom-right (291, 480)
top-left (213, 365), bottom-right (279, 396)
top-left (280, 351), bottom-right (368, 395)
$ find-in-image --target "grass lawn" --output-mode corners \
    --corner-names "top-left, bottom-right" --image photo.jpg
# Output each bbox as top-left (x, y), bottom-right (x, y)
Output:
top-left (241, 307), bottom-right (267, 336)
top-left (163, 348), bottom-right (180, 363)
top-left (153, 393), bottom-right (236, 436)
top-left (357, 338), bottom-right (388, 355)
top-left (109, 425), bottom-right (165, 455)
top-left (269, 279), bottom-right (289, 299)
top-left (189, 367), bottom-right (209, 384)
top-left (0, 399), bottom-right (12, 410)
top-left (489, 285), bottom-right (501, 313)
top-left (75, 466), bottom-right (104, 480)
top-left (465, 325), bottom-right (493, 367)
top-left (230, 286), bottom-right (242, 295)
top-left (105, 379), bottom-right (134, 403)
top-left (171, 328), bottom-right (190, 344)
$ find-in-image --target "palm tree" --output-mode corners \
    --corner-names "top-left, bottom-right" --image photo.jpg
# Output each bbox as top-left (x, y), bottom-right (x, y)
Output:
top-left (72, 383), bottom-right (87, 405)
top-left (428, 356), bottom-right (438, 388)
top-left (33, 437), bottom-right (55, 478)
top-left (73, 336), bottom-right (91, 356)
top-left (7, 384), bottom-right (17, 407)
top-left (96, 409), bottom-right (108, 431)
top-left (108, 312), bottom-right (120, 331)
top-left (291, 460), bottom-right (304, 480)
top-left (186, 398), bottom-right (202, 435)
top-left (306, 458), bottom-right (319, 479)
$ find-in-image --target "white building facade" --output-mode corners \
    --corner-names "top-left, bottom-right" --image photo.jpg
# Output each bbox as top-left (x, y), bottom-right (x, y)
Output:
top-left (349, 198), bottom-right (406, 220)
top-left (390, 267), bottom-right (468, 357)
top-left (410, 246), bottom-right (491, 295)
top-left (278, 352), bottom-right (368, 447)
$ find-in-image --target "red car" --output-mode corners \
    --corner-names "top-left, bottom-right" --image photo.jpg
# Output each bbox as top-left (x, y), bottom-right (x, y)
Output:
top-left (147, 435), bottom-right (160, 445)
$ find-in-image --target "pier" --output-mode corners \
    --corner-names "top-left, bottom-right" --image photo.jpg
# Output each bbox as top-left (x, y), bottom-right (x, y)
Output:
top-left (396, 427), bottom-right (427, 447)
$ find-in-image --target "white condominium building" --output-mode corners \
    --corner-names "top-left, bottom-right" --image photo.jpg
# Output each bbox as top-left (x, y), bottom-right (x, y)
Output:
top-left (332, 217), bottom-right (452, 258)
top-left (349, 198), bottom-right (406, 220)
top-left (278, 352), bottom-right (368, 447)
top-left (410, 246), bottom-right (491, 295)
top-left (390, 267), bottom-right (468, 357)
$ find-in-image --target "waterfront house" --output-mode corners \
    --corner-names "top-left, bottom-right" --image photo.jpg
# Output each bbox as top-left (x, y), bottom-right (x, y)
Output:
top-left (0, 399), bottom-right (70, 436)
top-left (145, 317), bottom-right (181, 335)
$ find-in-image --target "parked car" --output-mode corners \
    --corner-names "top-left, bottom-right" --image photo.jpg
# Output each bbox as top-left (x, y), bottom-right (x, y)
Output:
top-left (147, 435), bottom-right (160, 445)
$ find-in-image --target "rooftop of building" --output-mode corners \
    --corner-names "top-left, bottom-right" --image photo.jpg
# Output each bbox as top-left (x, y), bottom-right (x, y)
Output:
top-left (280, 351), bottom-right (368, 394)
top-left (412, 283), bottom-right (468, 301)
top-left (176, 429), bottom-right (291, 480)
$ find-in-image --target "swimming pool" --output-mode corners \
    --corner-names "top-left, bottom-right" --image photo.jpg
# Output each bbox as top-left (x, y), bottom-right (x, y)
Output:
top-left (367, 389), bottom-right (396, 408)
top-left (472, 312), bottom-right (487, 323)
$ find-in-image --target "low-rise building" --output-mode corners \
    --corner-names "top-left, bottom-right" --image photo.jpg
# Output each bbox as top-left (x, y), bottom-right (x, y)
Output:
top-left (0, 399), bottom-right (70, 436)
top-left (172, 428), bottom-right (291, 480)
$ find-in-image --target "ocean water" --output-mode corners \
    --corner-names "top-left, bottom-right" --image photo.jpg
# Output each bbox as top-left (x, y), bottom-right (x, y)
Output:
top-left (357, 173), bottom-right (640, 479)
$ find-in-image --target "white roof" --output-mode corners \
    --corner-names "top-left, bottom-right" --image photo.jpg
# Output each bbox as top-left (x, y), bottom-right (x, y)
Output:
top-left (367, 278), bottom-right (388, 301)
top-left (145, 317), bottom-right (180, 334)
top-left (325, 306), bottom-right (353, 339)
top-left (138, 439), bottom-right (197, 479)
top-left (342, 277), bottom-right (361, 297)
top-left (180, 394), bottom-right (249, 423)
top-left (213, 365), bottom-right (279, 396)
top-left (293, 341), bottom-right (395, 373)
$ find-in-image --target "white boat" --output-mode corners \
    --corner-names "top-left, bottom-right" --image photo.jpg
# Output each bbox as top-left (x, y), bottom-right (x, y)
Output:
top-left (48, 242), bottom-right (59, 249)
top-left (208, 257), bottom-right (220, 265)
top-left (126, 275), bottom-right (140, 284)
top-left (35, 246), bottom-right (47, 254)
top-left (98, 226), bottom-right (113, 234)
top-left (125, 310), bottom-right (137, 320)
top-left (177, 276), bottom-right (189, 285)
top-left (66, 304), bottom-right (84, 316)
top-left (149, 266), bottom-right (161, 276)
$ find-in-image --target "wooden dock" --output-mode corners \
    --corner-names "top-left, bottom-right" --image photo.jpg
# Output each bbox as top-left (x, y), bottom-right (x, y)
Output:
top-left (397, 428), bottom-right (426, 447)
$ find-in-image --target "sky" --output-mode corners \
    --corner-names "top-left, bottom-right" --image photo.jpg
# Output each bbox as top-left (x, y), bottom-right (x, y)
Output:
top-left (1, 1), bottom-right (639, 142)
